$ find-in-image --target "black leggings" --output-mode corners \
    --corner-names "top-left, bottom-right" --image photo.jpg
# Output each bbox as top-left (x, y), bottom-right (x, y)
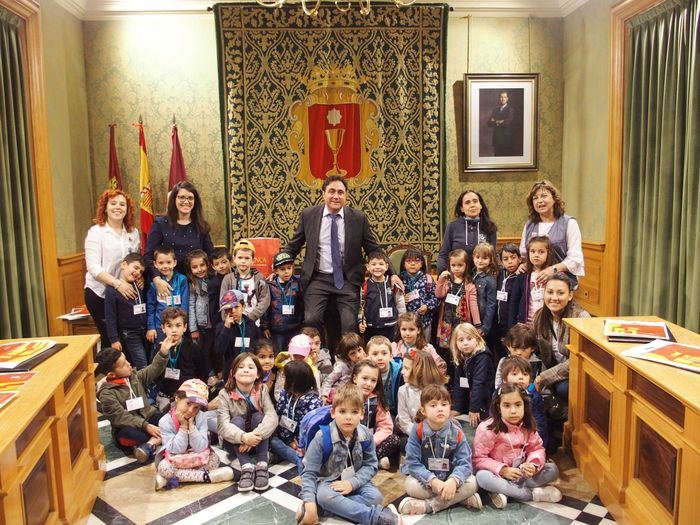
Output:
top-left (84, 287), bottom-right (111, 349)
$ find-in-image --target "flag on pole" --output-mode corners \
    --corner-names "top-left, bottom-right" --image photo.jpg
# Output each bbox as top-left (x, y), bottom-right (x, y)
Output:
top-left (107, 124), bottom-right (122, 190)
top-left (136, 119), bottom-right (154, 252)
top-left (168, 121), bottom-right (187, 190)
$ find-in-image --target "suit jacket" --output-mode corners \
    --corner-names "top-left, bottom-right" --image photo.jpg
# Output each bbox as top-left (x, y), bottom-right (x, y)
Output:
top-left (284, 205), bottom-right (381, 290)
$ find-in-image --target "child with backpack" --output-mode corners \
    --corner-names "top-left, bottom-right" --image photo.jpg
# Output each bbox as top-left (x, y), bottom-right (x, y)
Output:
top-left (351, 360), bottom-right (400, 470)
top-left (269, 360), bottom-right (322, 474)
top-left (399, 384), bottom-right (480, 515)
top-left (296, 383), bottom-right (402, 525)
top-left (217, 353), bottom-right (278, 492)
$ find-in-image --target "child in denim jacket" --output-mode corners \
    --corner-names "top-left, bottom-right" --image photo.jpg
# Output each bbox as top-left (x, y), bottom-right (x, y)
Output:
top-left (400, 384), bottom-right (480, 514)
top-left (297, 384), bottom-right (402, 525)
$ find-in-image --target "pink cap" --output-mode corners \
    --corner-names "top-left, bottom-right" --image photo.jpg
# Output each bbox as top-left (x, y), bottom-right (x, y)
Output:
top-left (288, 334), bottom-right (311, 358)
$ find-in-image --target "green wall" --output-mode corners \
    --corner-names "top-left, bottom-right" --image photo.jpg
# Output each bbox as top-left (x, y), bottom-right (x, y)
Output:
top-left (83, 16), bottom-right (225, 246)
top-left (562, 0), bottom-right (617, 242)
top-left (41, 0), bottom-right (93, 256)
top-left (445, 16), bottom-right (564, 237)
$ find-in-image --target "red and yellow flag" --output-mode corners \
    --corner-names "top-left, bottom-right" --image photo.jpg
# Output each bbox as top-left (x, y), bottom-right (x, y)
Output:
top-left (137, 122), bottom-right (153, 251)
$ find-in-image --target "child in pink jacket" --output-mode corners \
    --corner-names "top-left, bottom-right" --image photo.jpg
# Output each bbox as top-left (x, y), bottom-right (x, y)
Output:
top-left (472, 384), bottom-right (561, 509)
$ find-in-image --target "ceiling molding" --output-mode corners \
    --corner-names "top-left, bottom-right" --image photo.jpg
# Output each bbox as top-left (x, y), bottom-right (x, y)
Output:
top-left (52, 0), bottom-right (592, 21)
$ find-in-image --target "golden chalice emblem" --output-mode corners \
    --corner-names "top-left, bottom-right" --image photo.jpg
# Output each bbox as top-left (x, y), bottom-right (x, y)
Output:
top-left (325, 128), bottom-right (347, 177)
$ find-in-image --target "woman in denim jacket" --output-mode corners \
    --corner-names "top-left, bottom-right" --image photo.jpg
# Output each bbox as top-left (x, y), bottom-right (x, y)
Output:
top-left (399, 385), bottom-right (480, 515)
top-left (297, 384), bottom-right (401, 525)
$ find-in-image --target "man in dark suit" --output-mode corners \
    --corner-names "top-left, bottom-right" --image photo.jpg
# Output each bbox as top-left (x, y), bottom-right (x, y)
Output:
top-left (284, 175), bottom-right (398, 336)
top-left (487, 91), bottom-right (515, 156)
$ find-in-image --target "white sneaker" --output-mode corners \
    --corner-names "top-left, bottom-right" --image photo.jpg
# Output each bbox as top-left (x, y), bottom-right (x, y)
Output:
top-left (379, 457), bottom-right (391, 470)
top-left (532, 486), bottom-right (562, 503)
top-left (387, 504), bottom-right (403, 525)
top-left (489, 492), bottom-right (508, 509)
top-left (398, 497), bottom-right (428, 515)
top-left (154, 473), bottom-right (168, 491)
top-left (463, 493), bottom-right (482, 510)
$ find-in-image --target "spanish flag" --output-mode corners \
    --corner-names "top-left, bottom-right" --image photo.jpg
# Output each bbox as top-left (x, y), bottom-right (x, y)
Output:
top-left (137, 122), bottom-right (153, 251)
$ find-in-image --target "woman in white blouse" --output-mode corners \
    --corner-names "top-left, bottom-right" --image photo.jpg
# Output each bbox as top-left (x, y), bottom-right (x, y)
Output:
top-left (84, 189), bottom-right (141, 348)
top-left (518, 180), bottom-right (585, 288)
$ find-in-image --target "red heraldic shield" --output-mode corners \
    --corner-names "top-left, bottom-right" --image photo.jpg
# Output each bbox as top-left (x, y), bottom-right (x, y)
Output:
top-left (308, 104), bottom-right (361, 180)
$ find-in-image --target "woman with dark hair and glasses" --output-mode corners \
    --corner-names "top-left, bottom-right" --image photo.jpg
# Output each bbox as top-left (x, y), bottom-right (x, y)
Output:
top-left (144, 181), bottom-right (214, 297)
top-left (437, 190), bottom-right (498, 274)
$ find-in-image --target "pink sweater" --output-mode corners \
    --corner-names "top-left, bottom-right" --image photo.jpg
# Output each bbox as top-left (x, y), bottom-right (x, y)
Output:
top-left (472, 418), bottom-right (546, 475)
top-left (391, 341), bottom-right (447, 375)
top-left (371, 397), bottom-right (394, 446)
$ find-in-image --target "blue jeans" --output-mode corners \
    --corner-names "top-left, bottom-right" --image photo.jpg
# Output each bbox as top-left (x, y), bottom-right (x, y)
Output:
top-left (316, 480), bottom-right (383, 524)
top-left (475, 463), bottom-right (559, 501)
top-left (121, 328), bottom-right (148, 369)
top-left (270, 435), bottom-right (304, 474)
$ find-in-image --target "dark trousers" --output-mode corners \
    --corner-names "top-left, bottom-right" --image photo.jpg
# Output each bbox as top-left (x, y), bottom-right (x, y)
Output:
top-left (304, 273), bottom-right (359, 336)
top-left (115, 412), bottom-right (163, 448)
top-left (120, 328), bottom-right (148, 369)
top-left (84, 287), bottom-right (111, 349)
top-left (364, 325), bottom-right (396, 343)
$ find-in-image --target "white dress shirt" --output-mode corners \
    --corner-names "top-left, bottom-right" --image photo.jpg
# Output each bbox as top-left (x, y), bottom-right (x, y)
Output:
top-left (317, 206), bottom-right (345, 273)
top-left (84, 224), bottom-right (141, 298)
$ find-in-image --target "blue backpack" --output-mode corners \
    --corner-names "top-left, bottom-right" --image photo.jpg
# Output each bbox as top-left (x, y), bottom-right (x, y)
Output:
top-left (298, 405), bottom-right (372, 463)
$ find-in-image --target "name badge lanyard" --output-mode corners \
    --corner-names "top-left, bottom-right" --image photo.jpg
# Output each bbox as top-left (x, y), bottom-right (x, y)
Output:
top-left (277, 278), bottom-right (292, 307)
top-left (133, 283), bottom-right (143, 306)
top-left (373, 278), bottom-right (390, 310)
top-left (237, 388), bottom-right (256, 411)
top-left (464, 219), bottom-right (481, 247)
top-left (125, 378), bottom-right (137, 399)
top-left (287, 395), bottom-right (300, 421)
top-left (168, 343), bottom-right (182, 370)
top-left (497, 273), bottom-right (512, 319)
top-left (428, 432), bottom-right (449, 460)
top-left (505, 431), bottom-right (527, 468)
top-left (451, 282), bottom-right (464, 297)
top-left (239, 319), bottom-right (248, 352)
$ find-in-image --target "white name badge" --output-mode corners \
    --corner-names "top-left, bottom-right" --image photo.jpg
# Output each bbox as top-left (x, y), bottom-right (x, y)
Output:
top-left (133, 303), bottom-right (146, 315)
top-left (235, 337), bottom-right (251, 348)
top-left (512, 453), bottom-right (526, 468)
top-left (341, 465), bottom-right (355, 481)
top-left (379, 307), bottom-right (393, 318)
top-left (460, 377), bottom-right (470, 388)
top-left (172, 295), bottom-right (182, 305)
top-left (531, 288), bottom-right (544, 301)
top-left (280, 415), bottom-right (297, 432)
top-left (126, 397), bottom-right (145, 411)
top-left (164, 367), bottom-right (181, 380)
top-left (405, 290), bottom-right (419, 302)
top-left (282, 305), bottom-right (295, 315)
top-left (428, 458), bottom-right (450, 472)
top-left (496, 290), bottom-right (509, 302)
top-left (445, 293), bottom-right (461, 306)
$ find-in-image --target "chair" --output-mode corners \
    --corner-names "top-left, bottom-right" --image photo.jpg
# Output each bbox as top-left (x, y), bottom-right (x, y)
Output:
top-left (386, 244), bottom-right (434, 275)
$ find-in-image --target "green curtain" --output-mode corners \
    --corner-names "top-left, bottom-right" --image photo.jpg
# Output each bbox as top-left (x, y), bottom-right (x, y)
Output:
top-left (620, 0), bottom-right (700, 332)
top-left (0, 9), bottom-right (48, 338)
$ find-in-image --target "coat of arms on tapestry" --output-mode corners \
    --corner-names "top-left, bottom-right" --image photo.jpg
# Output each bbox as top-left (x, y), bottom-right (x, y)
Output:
top-left (215, 3), bottom-right (447, 253)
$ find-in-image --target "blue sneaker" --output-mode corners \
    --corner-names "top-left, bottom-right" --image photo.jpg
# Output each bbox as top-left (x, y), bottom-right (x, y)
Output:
top-left (134, 443), bottom-right (154, 464)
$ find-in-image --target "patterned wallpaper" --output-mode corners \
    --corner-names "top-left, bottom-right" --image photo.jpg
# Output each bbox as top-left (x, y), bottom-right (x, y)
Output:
top-left (445, 17), bottom-right (564, 238)
top-left (83, 16), bottom-right (226, 245)
top-left (83, 14), bottom-right (564, 248)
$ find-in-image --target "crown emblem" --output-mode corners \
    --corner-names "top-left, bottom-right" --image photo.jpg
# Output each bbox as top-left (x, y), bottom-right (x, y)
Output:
top-left (307, 64), bottom-right (362, 92)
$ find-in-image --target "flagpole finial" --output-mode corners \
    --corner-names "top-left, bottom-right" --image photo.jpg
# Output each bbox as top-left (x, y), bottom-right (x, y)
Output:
top-left (138, 114), bottom-right (143, 125)
top-left (172, 114), bottom-right (176, 126)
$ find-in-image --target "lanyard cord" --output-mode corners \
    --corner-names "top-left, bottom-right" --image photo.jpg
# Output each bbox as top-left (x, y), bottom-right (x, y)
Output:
top-left (371, 277), bottom-right (390, 309)
top-left (167, 343), bottom-right (182, 369)
top-left (133, 283), bottom-right (142, 304)
top-left (125, 378), bottom-right (137, 399)
top-left (276, 277), bottom-right (292, 306)
top-left (239, 319), bottom-right (247, 352)
top-left (428, 430), bottom-right (449, 459)
top-left (287, 394), bottom-right (300, 419)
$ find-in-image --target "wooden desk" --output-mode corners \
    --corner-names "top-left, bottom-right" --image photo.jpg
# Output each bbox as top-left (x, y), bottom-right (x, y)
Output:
top-left (0, 336), bottom-right (104, 525)
top-left (565, 317), bottom-right (700, 525)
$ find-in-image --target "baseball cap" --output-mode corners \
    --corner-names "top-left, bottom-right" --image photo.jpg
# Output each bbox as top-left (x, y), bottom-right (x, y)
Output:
top-left (178, 378), bottom-right (208, 408)
top-left (273, 252), bottom-right (295, 269)
top-left (219, 289), bottom-right (245, 311)
top-left (234, 239), bottom-right (256, 254)
top-left (288, 334), bottom-right (311, 358)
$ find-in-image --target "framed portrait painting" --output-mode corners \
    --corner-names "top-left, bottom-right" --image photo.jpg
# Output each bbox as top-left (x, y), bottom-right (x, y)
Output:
top-left (463, 73), bottom-right (539, 172)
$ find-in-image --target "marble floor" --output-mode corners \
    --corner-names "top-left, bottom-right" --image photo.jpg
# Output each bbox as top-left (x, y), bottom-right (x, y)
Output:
top-left (89, 417), bottom-right (617, 525)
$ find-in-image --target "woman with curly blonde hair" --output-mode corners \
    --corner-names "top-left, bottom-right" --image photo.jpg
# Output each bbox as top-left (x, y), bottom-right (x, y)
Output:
top-left (84, 189), bottom-right (141, 348)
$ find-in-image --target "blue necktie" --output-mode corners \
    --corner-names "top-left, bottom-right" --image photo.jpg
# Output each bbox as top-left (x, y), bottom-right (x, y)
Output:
top-left (330, 214), bottom-right (344, 289)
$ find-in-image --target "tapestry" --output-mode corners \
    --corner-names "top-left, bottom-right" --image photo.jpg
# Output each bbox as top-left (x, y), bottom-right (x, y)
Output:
top-left (215, 3), bottom-right (447, 254)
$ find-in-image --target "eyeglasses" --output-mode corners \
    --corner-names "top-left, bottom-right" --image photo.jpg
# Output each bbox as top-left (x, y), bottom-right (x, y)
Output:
top-left (177, 195), bottom-right (195, 202)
